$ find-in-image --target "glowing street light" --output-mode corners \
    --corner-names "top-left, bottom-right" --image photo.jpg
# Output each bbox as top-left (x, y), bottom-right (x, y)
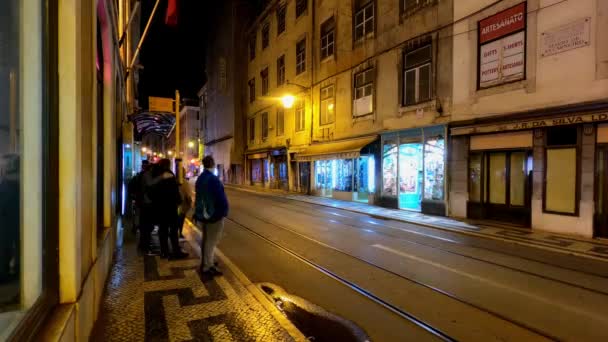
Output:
top-left (281, 95), bottom-right (296, 109)
top-left (168, 150), bottom-right (173, 156)
top-left (188, 141), bottom-right (195, 149)
top-left (141, 147), bottom-right (148, 153)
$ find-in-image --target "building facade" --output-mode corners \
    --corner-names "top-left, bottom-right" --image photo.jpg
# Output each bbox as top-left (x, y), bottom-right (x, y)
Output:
top-left (448, 0), bottom-right (608, 238)
top-left (243, 0), bottom-right (454, 215)
top-left (1, 0), bottom-right (132, 340)
top-left (199, 1), bottom-right (250, 185)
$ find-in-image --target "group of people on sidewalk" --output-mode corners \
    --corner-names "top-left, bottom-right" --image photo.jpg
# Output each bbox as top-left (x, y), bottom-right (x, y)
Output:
top-left (129, 155), bottom-right (228, 277)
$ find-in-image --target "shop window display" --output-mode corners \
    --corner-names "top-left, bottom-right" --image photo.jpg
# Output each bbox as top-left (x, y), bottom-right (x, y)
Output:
top-left (423, 135), bottom-right (444, 201)
top-left (382, 141), bottom-right (398, 196)
top-left (334, 159), bottom-right (353, 192)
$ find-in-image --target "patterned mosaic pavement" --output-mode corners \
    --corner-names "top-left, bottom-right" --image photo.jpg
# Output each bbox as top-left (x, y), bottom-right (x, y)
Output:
top-left (226, 185), bottom-right (608, 260)
top-left (92, 231), bottom-right (298, 342)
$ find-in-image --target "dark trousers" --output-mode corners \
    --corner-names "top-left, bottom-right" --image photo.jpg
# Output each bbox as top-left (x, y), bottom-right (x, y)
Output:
top-left (177, 213), bottom-right (186, 237)
top-left (139, 205), bottom-right (154, 251)
top-left (158, 220), bottom-right (180, 255)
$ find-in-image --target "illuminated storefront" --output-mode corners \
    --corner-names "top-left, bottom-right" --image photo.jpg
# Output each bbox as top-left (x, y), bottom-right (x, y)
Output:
top-left (380, 125), bottom-right (446, 215)
top-left (296, 136), bottom-right (378, 203)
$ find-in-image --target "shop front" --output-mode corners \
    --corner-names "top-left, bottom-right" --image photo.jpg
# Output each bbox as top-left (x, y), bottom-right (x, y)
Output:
top-left (247, 152), bottom-right (268, 187)
top-left (295, 136), bottom-right (378, 203)
top-left (269, 148), bottom-right (289, 191)
top-left (380, 126), bottom-right (446, 215)
top-left (450, 107), bottom-right (608, 237)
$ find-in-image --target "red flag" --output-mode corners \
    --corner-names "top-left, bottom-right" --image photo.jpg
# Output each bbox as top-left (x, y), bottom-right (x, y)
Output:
top-left (165, 0), bottom-right (178, 27)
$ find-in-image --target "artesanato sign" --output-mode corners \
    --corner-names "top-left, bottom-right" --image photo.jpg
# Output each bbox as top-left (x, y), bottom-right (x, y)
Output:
top-left (478, 3), bottom-right (527, 88)
top-left (451, 112), bottom-right (608, 136)
top-left (541, 17), bottom-right (591, 57)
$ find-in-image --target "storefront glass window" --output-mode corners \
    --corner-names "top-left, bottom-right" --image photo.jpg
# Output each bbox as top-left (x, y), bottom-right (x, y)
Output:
top-left (546, 148), bottom-right (577, 214)
top-left (423, 135), bottom-right (444, 201)
top-left (1, 0), bottom-right (46, 335)
top-left (382, 140), bottom-right (398, 196)
top-left (488, 153), bottom-right (507, 204)
top-left (251, 159), bottom-right (262, 182)
top-left (510, 152), bottom-right (527, 206)
top-left (334, 159), bottom-right (353, 192)
top-left (469, 153), bottom-right (483, 202)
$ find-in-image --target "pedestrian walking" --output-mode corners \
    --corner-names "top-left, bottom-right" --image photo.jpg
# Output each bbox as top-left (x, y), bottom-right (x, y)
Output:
top-left (194, 156), bottom-right (228, 276)
top-left (177, 167), bottom-right (193, 239)
top-left (139, 161), bottom-right (158, 254)
top-left (150, 159), bottom-right (188, 259)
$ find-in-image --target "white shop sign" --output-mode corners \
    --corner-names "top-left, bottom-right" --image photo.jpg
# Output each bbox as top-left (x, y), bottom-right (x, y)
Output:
top-left (479, 31), bottom-right (525, 88)
top-left (541, 17), bottom-right (591, 57)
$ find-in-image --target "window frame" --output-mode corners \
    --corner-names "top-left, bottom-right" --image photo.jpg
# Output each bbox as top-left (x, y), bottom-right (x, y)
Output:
top-left (262, 22), bottom-right (270, 50)
top-left (276, 4), bottom-right (286, 35)
top-left (295, 100), bottom-right (305, 132)
top-left (542, 127), bottom-right (581, 216)
top-left (249, 117), bottom-right (256, 142)
top-left (296, 0), bottom-right (307, 18)
top-left (403, 44), bottom-right (433, 106)
top-left (320, 84), bottom-right (335, 126)
top-left (354, 0), bottom-right (374, 42)
top-left (276, 108), bottom-right (285, 136)
top-left (277, 55), bottom-right (286, 86)
top-left (248, 78), bottom-right (255, 103)
top-left (261, 68), bottom-right (269, 96)
top-left (320, 16), bottom-right (336, 60)
top-left (261, 112), bottom-right (269, 140)
top-left (249, 35), bottom-right (256, 61)
top-left (296, 38), bottom-right (306, 75)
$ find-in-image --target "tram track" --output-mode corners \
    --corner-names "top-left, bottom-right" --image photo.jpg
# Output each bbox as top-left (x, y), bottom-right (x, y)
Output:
top-left (241, 196), bottom-right (608, 295)
top-left (225, 211), bottom-right (559, 341)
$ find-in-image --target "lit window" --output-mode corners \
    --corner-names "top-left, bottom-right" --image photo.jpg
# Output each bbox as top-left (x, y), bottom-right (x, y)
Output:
top-left (354, 0), bottom-right (374, 41)
top-left (320, 85), bottom-right (335, 125)
top-left (321, 17), bottom-right (335, 60)
top-left (296, 38), bottom-right (306, 75)
top-left (544, 127), bottom-right (579, 214)
top-left (404, 44), bottom-right (432, 105)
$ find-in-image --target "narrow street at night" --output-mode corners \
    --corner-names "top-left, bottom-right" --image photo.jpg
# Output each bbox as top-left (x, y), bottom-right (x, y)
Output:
top-left (213, 188), bottom-right (608, 341)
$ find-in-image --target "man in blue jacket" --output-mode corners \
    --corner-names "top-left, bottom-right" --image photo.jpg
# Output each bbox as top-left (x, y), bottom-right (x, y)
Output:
top-left (194, 155), bottom-right (229, 276)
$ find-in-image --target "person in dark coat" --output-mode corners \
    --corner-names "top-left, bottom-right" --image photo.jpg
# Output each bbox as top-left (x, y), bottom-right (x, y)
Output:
top-left (149, 159), bottom-right (188, 259)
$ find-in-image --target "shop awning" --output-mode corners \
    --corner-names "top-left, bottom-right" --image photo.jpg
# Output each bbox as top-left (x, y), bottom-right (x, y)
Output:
top-left (295, 136), bottom-right (377, 162)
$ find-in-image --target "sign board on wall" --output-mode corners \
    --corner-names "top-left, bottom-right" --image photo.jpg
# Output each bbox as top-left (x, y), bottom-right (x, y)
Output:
top-left (541, 17), bottom-right (591, 57)
top-left (149, 96), bottom-right (174, 112)
top-left (478, 2), bottom-right (526, 88)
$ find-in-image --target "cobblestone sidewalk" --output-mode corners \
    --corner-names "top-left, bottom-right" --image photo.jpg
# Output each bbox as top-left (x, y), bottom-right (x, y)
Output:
top-left (226, 184), bottom-right (608, 261)
top-left (92, 226), bottom-right (304, 342)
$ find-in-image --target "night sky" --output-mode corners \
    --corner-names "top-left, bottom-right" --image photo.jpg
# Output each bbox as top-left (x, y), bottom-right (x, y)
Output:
top-left (138, 0), bottom-right (209, 107)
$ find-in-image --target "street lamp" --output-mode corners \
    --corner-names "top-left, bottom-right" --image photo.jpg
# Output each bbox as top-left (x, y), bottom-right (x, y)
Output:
top-left (188, 141), bottom-right (195, 149)
top-left (281, 95), bottom-right (296, 109)
top-left (141, 147), bottom-right (148, 153)
top-left (168, 150), bottom-right (173, 156)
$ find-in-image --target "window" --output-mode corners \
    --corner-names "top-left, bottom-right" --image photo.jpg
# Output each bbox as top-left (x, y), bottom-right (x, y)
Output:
top-left (334, 159), bottom-right (354, 192)
top-left (382, 139), bottom-right (398, 196)
top-left (248, 78), bottom-right (255, 103)
top-left (262, 23), bottom-right (270, 49)
top-left (277, 55), bottom-right (286, 86)
top-left (354, 0), bottom-right (374, 41)
top-left (321, 16), bottom-right (335, 60)
top-left (296, 0), bottom-right (307, 18)
top-left (277, 5), bottom-right (286, 35)
top-left (423, 133), bottom-right (444, 201)
top-left (354, 68), bottom-right (374, 117)
top-left (320, 85), bottom-right (335, 125)
top-left (249, 36), bottom-right (256, 60)
top-left (544, 127), bottom-right (578, 214)
top-left (1, 0), bottom-right (55, 337)
top-left (404, 44), bottom-right (432, 105)
top-left (296, 38), bottom-right (306, 75)
top-left (295, 100), bottom-right (305, 132)
top-left (402, 0), bottom-right (434, 15)
top-left (276, 109), bottom-right (285, 136)
top-left (261, 68), bottom-right (269, 95)
top-left (262, 112), bottom-right (269, 139)
top-left (249, 118), bottom-right (256, 142)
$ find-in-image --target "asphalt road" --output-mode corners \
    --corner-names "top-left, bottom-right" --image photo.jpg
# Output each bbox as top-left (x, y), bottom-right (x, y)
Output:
top-left (215, 188), bottom-right (608, 341)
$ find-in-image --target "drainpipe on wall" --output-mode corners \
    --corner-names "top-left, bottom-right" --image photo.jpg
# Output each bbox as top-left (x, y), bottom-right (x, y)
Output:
top-left (310, 0), bottom-right (316, 145)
